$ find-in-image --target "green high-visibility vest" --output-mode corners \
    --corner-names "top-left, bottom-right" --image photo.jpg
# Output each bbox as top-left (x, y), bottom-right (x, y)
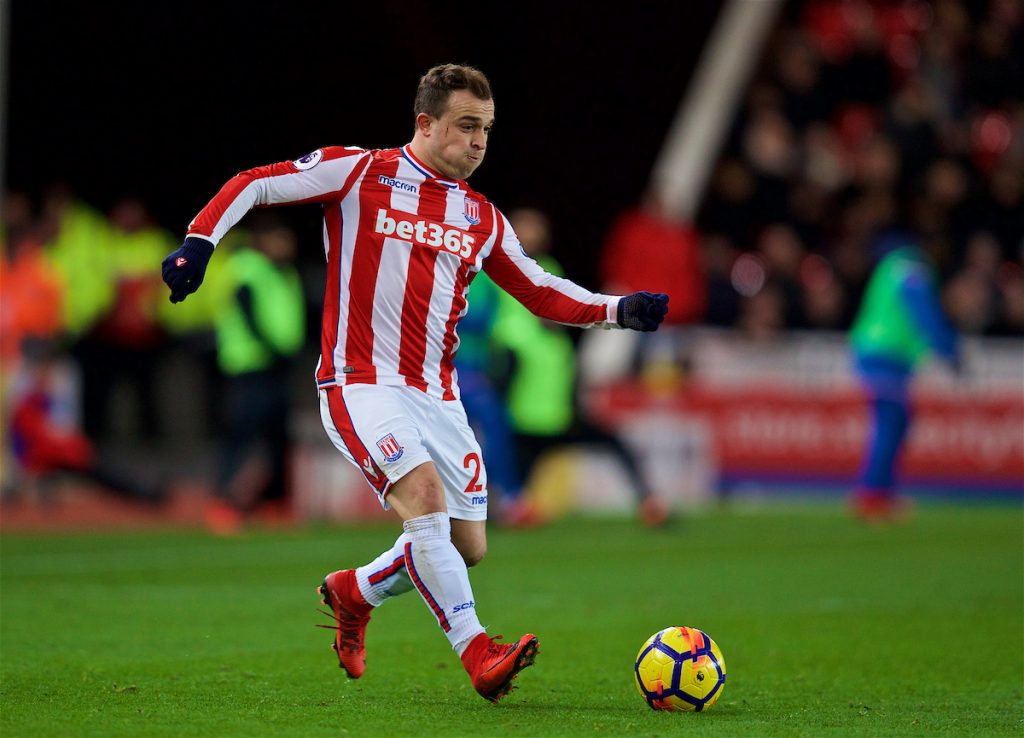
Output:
top-left (215, 248), bottom-right (305, 375)
top-left (850, 246), bottom-right (931, 366)
top-left (491, 255), bottom-right (575, 435)
top-left (455, 271), bottom-right (500, 371)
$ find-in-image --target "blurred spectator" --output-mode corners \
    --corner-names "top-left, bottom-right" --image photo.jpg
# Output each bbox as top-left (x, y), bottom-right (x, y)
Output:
top-left (800, 253), bottom-right (850, 329)
top-left (585, 189), bottom-right (704, 387)
top-left (994, 262), bottom-right (1024, 335)
top-left (743, 108), bottom-right (798, 223)
top-left (494, 208), bottom-right (670, 527)
top-left (1, 193), bottom-right (64, 371)
top-left (204, 213), bottom-right (305, 533)
top-left (599, 190), bottom-right (706, 325)
top-left (801, 123), bottom-right (849, 194)
top-left (964, 12), bottom-right (1022, 109)
top-left (756, 223), bottom-right (808, 327)
top-left (72, 198), bottom-right (174, 441)
top-left (7, 339), bottom-right (164, 504)
top-left (886, 78), bottom-right (942, 188)
top-left (834, 2), bottom-right (893, 105)
top-left (700, 234), bottom-right (743, 327)
top-left (737, 282), bottom-right (787, 342)
top-left (774, 29), bottom-right (832, 129)
top-left (853, 134), bottom-right (901, 191)
top-left (943, 230), bottom-right (1006, 333)
top-left (830, 235), bottom-right (873, 314)
top-left (979, 161), bottom-right (1024, 262)
top-left (699, 157), bottom-right (759, 247)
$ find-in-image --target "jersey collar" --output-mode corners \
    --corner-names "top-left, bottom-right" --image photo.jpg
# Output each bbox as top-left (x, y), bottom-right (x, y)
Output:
top-left (401, 145), bottom-right (461, 189)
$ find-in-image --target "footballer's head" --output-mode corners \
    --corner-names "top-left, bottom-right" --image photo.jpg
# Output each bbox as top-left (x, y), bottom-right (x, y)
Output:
top-left (411, 64), bottom-right (494, 181)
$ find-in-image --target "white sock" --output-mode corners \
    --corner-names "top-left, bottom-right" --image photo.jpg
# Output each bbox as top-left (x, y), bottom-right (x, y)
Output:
top-left (453, 634), bottom-right (480, 657)
top-left (402, 512), bottom-right (486, 650)
top-left (355, 533), bottom-right (415, 607)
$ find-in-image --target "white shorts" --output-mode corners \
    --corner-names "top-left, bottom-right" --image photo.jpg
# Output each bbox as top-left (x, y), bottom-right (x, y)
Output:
top-left (319, 384), bottom-right (489, 521)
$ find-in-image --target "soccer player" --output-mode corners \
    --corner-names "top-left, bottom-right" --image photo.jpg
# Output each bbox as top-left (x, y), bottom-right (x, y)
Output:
top-left (160, 63), bottom-right (670, 702)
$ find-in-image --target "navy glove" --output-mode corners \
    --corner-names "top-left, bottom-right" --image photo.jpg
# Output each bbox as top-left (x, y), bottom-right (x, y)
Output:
top-left (161, 237), bottom-right (215, 303)
top-left (617, 291), bottom-right (669, 332)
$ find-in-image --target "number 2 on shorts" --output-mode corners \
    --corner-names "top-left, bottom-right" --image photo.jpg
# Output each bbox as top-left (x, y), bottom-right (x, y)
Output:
top-left (463, 452), bottom-right (484, 494)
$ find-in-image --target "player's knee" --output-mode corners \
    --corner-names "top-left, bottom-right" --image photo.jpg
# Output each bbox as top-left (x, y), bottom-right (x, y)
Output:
top-left (389, 464), bottom-right (446, 517)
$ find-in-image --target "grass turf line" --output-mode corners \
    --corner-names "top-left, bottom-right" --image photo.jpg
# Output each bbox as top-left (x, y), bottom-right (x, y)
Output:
top-left (1, 504), bottom-right (1021, 737)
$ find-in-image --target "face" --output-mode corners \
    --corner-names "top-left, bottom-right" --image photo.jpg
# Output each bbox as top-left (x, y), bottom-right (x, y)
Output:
top-left (254, 228), bottom-right (297, 264)
top-left (417, 90), bottom-right (495, 180)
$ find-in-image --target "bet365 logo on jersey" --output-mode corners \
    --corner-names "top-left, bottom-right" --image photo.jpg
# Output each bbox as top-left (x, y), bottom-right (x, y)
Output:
top-left (374, 208), bottom-right (475, 259)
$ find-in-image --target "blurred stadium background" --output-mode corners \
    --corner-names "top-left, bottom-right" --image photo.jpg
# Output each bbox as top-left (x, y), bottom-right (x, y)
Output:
top-left (1, 0), bottom-right (1021, 530)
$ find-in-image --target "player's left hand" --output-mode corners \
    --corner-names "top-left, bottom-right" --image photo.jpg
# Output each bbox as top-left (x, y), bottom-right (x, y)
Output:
top-left (161, 237), bottom-right (215, 303)
top-left (617, 292), bottom-right (669, 332)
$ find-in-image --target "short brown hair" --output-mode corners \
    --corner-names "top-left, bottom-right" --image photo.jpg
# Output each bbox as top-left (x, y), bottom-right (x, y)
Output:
top-left (414, 64), bottom-right (492, 119)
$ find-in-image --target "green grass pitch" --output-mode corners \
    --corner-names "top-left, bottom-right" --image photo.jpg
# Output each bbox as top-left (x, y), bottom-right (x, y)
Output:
top-left (2, 504), bottom-right (1022, 737)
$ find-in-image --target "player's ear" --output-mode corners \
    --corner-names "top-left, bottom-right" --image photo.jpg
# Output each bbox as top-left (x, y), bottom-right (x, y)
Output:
top-left (415, 112), bottom-right (435, 137)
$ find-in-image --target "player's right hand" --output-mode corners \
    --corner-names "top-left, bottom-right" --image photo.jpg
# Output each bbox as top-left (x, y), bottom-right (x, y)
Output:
top-left (161, 237), bottom-right (215, 303)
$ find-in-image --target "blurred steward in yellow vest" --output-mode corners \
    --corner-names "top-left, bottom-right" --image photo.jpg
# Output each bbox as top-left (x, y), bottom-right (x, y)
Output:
top-left (207, 213), bottom-right (305, 532)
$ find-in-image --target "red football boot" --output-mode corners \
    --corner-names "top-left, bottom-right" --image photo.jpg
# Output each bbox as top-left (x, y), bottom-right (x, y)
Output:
top-left (849, 489), bottom-right (913, 523)
top-left (460, 632), bottom-right (539, 703)
top-left (317, 569), bottom-right (373, 678)
top-left (638, 496), bottom-right (670, 528)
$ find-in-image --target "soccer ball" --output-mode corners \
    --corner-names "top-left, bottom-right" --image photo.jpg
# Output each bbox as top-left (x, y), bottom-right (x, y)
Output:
top-left (634, 626), bottom-right (726, 712)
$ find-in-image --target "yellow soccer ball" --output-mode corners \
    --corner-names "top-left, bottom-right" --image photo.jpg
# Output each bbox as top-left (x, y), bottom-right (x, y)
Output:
top-left (634, 626), bottom-right (726, 712)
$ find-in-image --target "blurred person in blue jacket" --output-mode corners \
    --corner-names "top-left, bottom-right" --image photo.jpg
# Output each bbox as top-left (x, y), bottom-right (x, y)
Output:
top-left (849, 232), bottom-right (961, 520)
top-left (451, 270), bottom-right (525, 524)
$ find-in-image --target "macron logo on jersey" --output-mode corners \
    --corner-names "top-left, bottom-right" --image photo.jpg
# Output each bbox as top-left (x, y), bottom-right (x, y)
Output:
top-left (374, 208), bottom-right (475, 259)
top-left (378, 175), bottom-right (418, 193)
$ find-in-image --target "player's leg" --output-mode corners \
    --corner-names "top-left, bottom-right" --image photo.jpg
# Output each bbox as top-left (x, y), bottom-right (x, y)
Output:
top-left (451, 518), bottom-right (486, 567)
top-left (450, 514), bottom-right (539, 701)
top-left (318, 527), bottom-right (417, 679)
top-left (317, 385), bottom-right (499, 684)
top-left (423, 395), bottom-right (539, 701)
top-left (316, 385), bottom-right (431, 677)
top-left (383, 461), bottom-right (487, 653)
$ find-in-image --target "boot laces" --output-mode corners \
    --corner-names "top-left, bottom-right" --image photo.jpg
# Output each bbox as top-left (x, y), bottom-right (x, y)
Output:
top-left (484, 635), bottom-right (511, 659)
top-left (316, 606), bottom-right (369, 652)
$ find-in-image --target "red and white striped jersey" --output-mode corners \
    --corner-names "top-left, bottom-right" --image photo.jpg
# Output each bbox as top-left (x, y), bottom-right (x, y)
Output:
top-left (188, 145), bottom-right (619, 400)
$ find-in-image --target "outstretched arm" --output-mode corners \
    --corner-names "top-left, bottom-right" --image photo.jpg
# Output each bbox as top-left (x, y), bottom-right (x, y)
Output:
top-left (161, 147), bottom-right (371, 303)
top-left (482, 212), bottom-right (669, 331)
